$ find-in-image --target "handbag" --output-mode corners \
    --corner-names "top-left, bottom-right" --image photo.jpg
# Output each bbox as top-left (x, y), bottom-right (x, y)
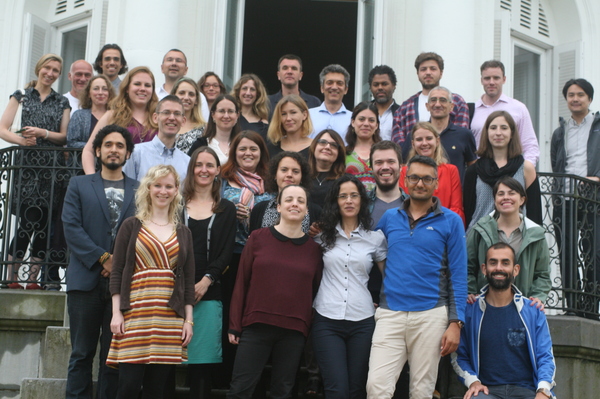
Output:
top-left (9, 89), bottom-right (25, 134)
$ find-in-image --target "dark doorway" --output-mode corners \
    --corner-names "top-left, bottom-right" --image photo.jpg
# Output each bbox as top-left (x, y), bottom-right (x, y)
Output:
top-left (242, 0), bottom-right (358, 110)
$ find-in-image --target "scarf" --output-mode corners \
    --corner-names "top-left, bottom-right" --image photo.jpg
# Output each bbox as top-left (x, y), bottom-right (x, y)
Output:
top-left (475, 155), bottom-right (524, 187)
top-left (234, 169), bottom-right (265, 209)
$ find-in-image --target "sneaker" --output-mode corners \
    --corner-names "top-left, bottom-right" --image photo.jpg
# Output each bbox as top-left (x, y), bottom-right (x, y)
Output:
top-left (26, 283), bottom-right (42, 290)
top-left (8, 282), bottom-right (24, 289)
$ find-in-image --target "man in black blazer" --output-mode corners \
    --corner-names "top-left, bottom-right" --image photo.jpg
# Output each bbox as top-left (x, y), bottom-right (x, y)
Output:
top-left (62, 124), bottom-right (138, 399)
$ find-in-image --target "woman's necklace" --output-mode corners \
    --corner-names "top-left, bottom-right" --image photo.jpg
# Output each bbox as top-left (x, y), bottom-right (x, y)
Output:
top-left (315, 171), bottom-right (328, 186)
top-left (149, 219), bottom-right (170, 227)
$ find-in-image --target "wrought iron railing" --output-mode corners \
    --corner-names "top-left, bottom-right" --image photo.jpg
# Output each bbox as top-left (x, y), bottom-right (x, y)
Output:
top-left (0, 146), bottom-right (83, 290)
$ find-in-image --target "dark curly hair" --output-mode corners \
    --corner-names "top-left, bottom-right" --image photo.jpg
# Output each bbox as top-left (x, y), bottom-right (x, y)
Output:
top-left (266, 151), bottom-right (311, 193)
top-left (319, 174), bottom-right (372, 251)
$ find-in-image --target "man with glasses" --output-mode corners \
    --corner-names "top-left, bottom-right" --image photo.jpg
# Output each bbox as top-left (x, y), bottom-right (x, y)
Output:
top-left (123, 95), bottom-right (190, 180)
top-left (425, 86), bottom-right (477, 182)
top-left (367, 155), bottom-right (467, 399)
top-left (391, 52), bottom-right (469, 150)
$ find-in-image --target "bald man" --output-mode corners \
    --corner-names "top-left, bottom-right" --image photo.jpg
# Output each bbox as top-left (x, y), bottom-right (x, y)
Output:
top-left (64, 60), bottom-right (93, 115)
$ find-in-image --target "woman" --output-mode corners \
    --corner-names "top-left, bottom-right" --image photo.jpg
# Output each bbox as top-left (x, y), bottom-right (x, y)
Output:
top-left (228, 184), bottom-right (323, 398)
top-left (82, 66), bottom-right (159, 174)
top-left (345, 102), bottom-right (381, 192)
top-left (0, 53), bottom-right (70, 289)
top-left (232, 74), bottom-right (269, 139)
top-left (313, 174), bottom-right (387, 399)
top-left (67, 75), bottom-right (115, 148)
top-left (266, 94), bottom-right (313, 159)
top-left (107, 165), bottom-right (195, 398)
top-left (182, 147), bottom-right (236, 398)
top-left (171, 77), bottom-right (206, 153)
top-left (188, 94), bottom-right (241, 164)
top-left (198, 72), bottom-right (226, 110)
top-left (400, 122), bottom-right (464, 223)
top-left (467, 176), bottom-right (550, 306)
top-left (308, 129), bottom-right (347, 206)
top-left (250, 151), bottom-right (320, 233)
top-left (464, 110), bottom-right (541, 231)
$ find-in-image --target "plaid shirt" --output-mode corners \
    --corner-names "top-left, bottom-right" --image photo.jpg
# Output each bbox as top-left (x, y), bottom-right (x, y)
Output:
top-left (391, 91), bottom-right (470, 145)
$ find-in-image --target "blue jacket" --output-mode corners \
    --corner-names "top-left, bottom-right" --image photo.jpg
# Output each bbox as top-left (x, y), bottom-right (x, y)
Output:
top-left (451, 285), bottom-right (556, 393)
top-left (377, 197), bottom-right (467, 322)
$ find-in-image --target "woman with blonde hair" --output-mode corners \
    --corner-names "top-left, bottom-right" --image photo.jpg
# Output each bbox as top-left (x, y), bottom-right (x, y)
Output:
top-left (400, 121), bottom-right (465, 223)
top-left (67, 74), bottom-right (115, 148)
top-left (232, 73), bottom-right (270, 138)
top-left (81, 66), bottom-right (159, 173)
top-left (108, 164), bottom-right (195, 398)
top-left (267, 94), bottom-right (313, 159)
top-left (0, 53), bottom-right (70, 289)
top-left (171, 77), bottom-right (206, 153)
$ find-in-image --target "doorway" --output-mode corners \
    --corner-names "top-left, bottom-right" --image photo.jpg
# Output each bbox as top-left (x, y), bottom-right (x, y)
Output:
top-left (241, 0), bottom-right (358, 110)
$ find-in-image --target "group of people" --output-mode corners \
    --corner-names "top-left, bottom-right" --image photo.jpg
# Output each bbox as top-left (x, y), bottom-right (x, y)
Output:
top-left (6, 45), bottom-right (595, 399)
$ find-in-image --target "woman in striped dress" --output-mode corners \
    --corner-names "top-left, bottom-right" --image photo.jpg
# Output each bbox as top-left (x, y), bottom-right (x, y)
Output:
top-left (108, 165), bottom-right (195, 398)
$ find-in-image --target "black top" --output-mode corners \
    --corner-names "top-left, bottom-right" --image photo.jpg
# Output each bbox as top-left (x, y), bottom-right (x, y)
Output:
top-left (266, 140), bottom-right (310, 160)
top-left (239, 115), bottom-right (269, 141)
top-left (309, 174), bottom-right (337, 208)
top-left (187, 136), bottom-right (209, 156)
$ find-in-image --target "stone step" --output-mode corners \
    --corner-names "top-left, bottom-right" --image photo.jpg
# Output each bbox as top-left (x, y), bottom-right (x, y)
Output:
top-left (20, 378), bottom-right (66, 399)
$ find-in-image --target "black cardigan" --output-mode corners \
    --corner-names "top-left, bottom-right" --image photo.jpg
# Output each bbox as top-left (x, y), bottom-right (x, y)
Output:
top-left (249, 198), bottom-right (322, 234)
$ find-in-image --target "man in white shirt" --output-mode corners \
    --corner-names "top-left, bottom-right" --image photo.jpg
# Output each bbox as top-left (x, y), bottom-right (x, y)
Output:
top-left (63, 60), bottom-right (93, 115)
top-left (309, 64), bottom-right (352, 141)
top-left (369, 66), bottom-right (399, 141)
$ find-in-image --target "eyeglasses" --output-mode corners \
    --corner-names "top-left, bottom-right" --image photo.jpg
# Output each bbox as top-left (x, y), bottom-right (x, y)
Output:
top-left (406, 175), bottom-right (437, 185)
top-left (316, 139), bottom-right (340, 149)
top-left (337, 193), bottom-right (360, 200)
top-left (215, 109), bottom-right (237, 115)
top-left (157, 110), bottom-right (183, 118)
top-left (428, 97), bottom-right (449, 104)
top-left (203, 83), bottom-right (220, 89)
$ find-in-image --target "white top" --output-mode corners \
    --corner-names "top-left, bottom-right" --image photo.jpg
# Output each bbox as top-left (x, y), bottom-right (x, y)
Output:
top-left (157, 84), bottom-right (210, 122)
top-left (418, 93), bottom-right (430, 122)
top-left (565, 111), bottom-right (594, 178)
top-left (63, 91), bottom-right (79, 116)
top-left (313, 224), bottom-right (387, 321)
top-left (207, 137), bottom-right (229, 165)
top-left (378, 101), bottom-right (396, 141)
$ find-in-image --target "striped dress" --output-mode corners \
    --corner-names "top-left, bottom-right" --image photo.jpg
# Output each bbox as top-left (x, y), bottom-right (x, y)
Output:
top-left (107, 226), bottom-right (187, 365)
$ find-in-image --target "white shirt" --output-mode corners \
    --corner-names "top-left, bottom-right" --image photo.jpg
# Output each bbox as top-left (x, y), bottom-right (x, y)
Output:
top-left (313, 224), bottom-right (387, 321)
top-left (418, 93), bottom-right (430, 122)
top-left (63, 92), bottom-right (79, 116)
top-left (565, 111), bottom-right (594, 178)
top-left (378, 101), bottom-right (397, 141)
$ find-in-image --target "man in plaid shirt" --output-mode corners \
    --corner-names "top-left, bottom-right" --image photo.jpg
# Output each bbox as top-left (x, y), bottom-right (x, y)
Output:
top-left (391, 52), bottom-right (470, 157)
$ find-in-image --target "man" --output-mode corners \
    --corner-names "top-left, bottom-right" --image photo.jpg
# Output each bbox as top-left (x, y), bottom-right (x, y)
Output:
top-left (268, 54), bottom-right (321, 117)
top-left (93, 44), bottom-right (128, 92)
top-left (123, 95), bottom-right (190, 181)
top-left (391, 52), bottom-right (469, 149)
top-left (156, 48), bottom-right (209, 118)
top-left (368, 140), bottom-right (405, 226)
top-left (309, 64), bottom-right (352, 141)
top-left (63, 124), bottom-right (138, 399)
top-left (550, 78), bottom-right (600, 315)
top-left (426, 86), bottom-right (477, 182)
top-left (452, 243), bottom-right (556, 399)
top-left (369, 65), bottom-right (400, 141)
top-left (367, 155), bottom-right (467, 399)
top-left (471, 60), bottom-right (540, 165)
top-left (63, 60), bottom-right (93, 115)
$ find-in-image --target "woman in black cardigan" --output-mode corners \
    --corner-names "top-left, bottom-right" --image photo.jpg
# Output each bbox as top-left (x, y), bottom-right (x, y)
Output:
top-left (182, 146), bottom-right (237, 398)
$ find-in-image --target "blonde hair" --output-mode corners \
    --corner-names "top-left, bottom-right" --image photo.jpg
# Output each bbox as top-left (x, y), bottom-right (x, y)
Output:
top-left (26, 53), bottom-right (63, 89)
top-left (267, 95), bottom-right (312, 144)
top-left (171, 77), bottom-right (206, 128)
top-left (231, 74), bottom-right (270, 121)
top-left (408, 122), bottom-right (448, 165)
top-left (109, 66), bottom-right (158, 138)
top-left (135, 165), bottom-right (183, 226)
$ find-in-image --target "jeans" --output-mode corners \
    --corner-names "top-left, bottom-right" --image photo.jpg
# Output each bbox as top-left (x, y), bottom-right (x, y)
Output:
top-left (472, 384), bottom-right (537, 399)
top-left (66, 277), bottom-right (117, 399)
top-left (311, 312), bottom-right (375, 399)
top-left (227, 323), bottom-right (305, 399)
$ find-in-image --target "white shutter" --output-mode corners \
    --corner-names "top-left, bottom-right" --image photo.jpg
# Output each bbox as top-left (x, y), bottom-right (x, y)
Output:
top-left (20, 14), bottom-right (52, 87)
top-left (554, 42), bottom-right (580, 121)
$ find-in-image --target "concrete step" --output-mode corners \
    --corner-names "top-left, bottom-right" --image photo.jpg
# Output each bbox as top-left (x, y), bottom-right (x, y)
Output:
top-left (20, 378), bottom-right (65, 399)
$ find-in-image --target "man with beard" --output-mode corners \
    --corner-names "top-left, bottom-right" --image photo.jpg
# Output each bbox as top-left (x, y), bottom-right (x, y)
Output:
top-left (452, 243), bottom-right (556, 399)
top-left (391, 52), bottom-right (469, 149)
top-left (368, 140), bottom-right (406, 226)
top-left (369, 65), bottom-right (399, 141)
top-left (62, 124), bottom-right (138, 399)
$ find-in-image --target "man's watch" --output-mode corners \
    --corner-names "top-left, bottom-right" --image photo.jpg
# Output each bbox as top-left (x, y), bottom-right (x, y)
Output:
top-left (450, 320), bottom-right (464, 329)
top-left (536, 388), bottom-right (551, 398)
top-left (204, 273), bottom-right (215, 286)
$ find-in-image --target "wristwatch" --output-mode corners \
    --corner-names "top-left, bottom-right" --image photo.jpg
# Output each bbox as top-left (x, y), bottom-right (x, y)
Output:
top-left (536, 388), bottom-right (551, 398)
top-left (204, 273), bottom-right (215, 286)
top-left (450, 320), bottom-right (464, 329)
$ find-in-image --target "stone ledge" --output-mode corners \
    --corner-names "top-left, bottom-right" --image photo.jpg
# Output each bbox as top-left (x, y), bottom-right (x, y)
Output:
top-left (0, 291), bottom-right (65, 332)
top-left (20, 378), bottom-right (66, 399)
top-left (547, 315), bottom-right (600, 358)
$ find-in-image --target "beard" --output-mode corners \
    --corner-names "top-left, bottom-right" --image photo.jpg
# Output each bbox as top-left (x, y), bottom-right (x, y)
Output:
top-left (486, 271), bottom-right (514, 291)
top-left (374, 94), bottom-right (390, 104)
top-left (101, 158), bottom-right (126, 171)
top-left (376, 181), bottom-right (399, 193)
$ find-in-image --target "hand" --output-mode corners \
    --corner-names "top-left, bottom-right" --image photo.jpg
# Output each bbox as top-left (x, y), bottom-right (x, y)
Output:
top-left (585, 176), bottom-right (600, 182)
top-left (110, 311), bottom-right (125, 335)
top-left (194, 277), bottom-right (211, 304)
top-left (228, 333), bottom-right (240, 345)
top-left (308, 222), bottom-right (321, 238)
top-left (101, 255), bottom-right (113, 278)
top-left (464, 381), bottom-right (488, 399)
top-left (235, 203), bottom-right (249, 220)
top-left (467, 294), bottom-right (478, 304)
top-left (529, 296), bottom-right (545, 311)
top-left (181, 321), bottom-right (193, 347)
top-left (440, 322), bottom-right (460, 356)
top-left (535, 392), bottom-right (550, 399)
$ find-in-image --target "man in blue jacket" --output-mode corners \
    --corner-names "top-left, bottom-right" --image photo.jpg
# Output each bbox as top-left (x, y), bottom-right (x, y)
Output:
top-left (367, 155), bottom-right (467, 399)
top-left (63, 124), bottom-right (138, 399)
top-left (452, 242), bottom-right (556, 399)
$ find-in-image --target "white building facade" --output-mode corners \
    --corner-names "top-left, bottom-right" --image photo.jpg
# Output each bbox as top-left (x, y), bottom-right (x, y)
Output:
top-left (0, 0), bottom-right (599, 172)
